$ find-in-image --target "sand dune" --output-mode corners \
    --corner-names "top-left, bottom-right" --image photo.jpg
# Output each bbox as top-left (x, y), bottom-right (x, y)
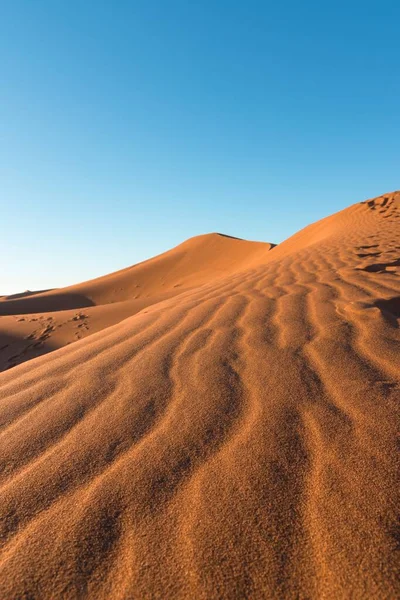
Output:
top-left (0, 192), bottom-right (399, 599)
top-left (0, 233), bottom-right (272, 312)
top-left (0, 234), bottom-right (273, 371)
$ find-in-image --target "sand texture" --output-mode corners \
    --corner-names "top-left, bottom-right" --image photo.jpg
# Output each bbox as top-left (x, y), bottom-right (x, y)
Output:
top-left (0, 234), bottom-right (273, 372)
top-left (0, 193), bottom-right (399, 599)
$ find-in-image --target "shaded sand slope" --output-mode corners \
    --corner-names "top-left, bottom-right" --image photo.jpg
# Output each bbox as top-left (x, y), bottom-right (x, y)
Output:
top-left (0, 234), bottom-right (273, 371)
top-left (0, 192), bottom-right (399, 599)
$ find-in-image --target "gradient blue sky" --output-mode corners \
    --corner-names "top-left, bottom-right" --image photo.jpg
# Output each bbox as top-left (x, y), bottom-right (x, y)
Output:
top-left (1, 1), bottom-right (399, 293)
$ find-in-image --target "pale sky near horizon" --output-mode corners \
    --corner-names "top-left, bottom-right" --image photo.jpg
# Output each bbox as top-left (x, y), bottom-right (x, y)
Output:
top-left (1, 1), bottom-right (399, 294)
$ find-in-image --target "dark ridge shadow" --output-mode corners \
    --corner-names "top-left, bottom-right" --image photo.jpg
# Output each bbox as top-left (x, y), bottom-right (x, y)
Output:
top-left (356, 252), bottom-right (381, 258)
top-left (374, 297), bottom-right (400, 324)
top-left (0, 293), bottom-right (95, 316)
top-left (214, 232), bottom-right (243, 240)
top-left (0, 289), bottom-right (54, 301)
top-left (362, 259), bottom-right (400, 273)
top-left (214, 232), bottom-right (277, 248)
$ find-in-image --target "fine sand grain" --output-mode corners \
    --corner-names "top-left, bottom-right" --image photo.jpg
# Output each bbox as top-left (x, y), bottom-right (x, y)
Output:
top-left (0, 193), bottom-right (399, 599)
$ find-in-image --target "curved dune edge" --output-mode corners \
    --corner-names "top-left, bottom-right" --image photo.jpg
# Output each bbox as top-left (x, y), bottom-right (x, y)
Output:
top-left (0, 192), bottom-right (399, 599)
top-left (0, 234), bottom-right (274, 372)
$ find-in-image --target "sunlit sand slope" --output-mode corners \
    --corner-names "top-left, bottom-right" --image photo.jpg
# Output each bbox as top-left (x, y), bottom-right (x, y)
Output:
top-left (0, 234), bottom-right (273, 371)
top-left (0, 233), bottom-right (272, 311)
top-left (0, 193), bottom-right (399, 599)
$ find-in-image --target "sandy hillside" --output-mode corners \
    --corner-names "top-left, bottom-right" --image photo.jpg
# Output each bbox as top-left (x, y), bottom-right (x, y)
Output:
top-left (0, 234), bottom-right (273, 372)
top-left (0, 192), bottom-right (399, 599)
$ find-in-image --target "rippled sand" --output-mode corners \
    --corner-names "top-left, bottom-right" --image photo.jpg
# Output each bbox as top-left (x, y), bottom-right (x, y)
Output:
top-left (0, 192), bottom-right (399, 599)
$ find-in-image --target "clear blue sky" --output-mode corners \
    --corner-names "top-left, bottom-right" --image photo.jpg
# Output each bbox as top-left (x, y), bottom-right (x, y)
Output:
top-left (1, 1), bottom-right (399, 293)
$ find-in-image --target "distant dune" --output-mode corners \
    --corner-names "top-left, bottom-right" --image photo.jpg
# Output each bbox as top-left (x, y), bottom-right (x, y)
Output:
top-left (0, 193), bottom-right (399, 599)
top-left (0, 234), bottom-right (274, 372)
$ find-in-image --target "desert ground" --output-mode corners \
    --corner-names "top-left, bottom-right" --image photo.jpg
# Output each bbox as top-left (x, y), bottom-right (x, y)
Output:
top-left (0, 192), bottom-right (399, 599)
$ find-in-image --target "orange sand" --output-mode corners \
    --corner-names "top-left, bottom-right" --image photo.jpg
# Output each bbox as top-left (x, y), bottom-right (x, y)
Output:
top-left (0, 234), bottom-right (273, 372)
top-left (0, 192), bottom-right (399, 598)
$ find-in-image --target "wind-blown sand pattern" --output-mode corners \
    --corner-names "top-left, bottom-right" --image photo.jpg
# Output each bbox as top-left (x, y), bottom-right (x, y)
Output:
top-left (0, 234), bottom-right (273, 372)
top-left (0, 192), bottom-right (399, 599)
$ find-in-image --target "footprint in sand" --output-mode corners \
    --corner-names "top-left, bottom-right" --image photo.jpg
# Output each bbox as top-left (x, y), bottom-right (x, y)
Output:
top-left (72, 313), bottom-right (88, 322)
top-left (38, 325), bottom-right (55, 340)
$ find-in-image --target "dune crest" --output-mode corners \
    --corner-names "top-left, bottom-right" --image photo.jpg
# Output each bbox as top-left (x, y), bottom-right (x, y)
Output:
top-left (0, 234), bottom-right (274, 371)
top-left (0, 193), bottom-right (399, 599)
